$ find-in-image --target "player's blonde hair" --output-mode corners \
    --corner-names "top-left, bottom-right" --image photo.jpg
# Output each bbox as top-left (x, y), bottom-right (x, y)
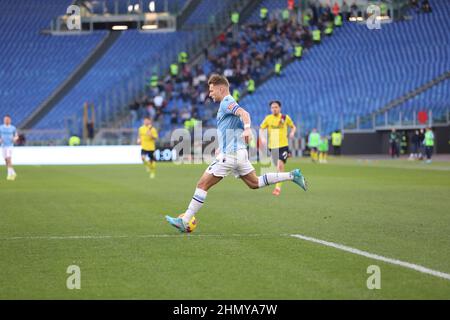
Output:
top-left (208, 74), bottom-right (230, 87)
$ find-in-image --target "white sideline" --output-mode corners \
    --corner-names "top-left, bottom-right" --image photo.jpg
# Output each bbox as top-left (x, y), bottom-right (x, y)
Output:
top-left (2, 232), bottom-right (449, 281)
top-left (0, 233), bottom-right (271, 241)
top-left (290, 234), bottom-right (450, 281)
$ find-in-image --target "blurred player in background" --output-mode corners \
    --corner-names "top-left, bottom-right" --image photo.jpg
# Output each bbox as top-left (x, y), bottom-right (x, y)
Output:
top-left (308, 128), bottom-right (320, 162)
top-left (137, 117), bottom-right (158, 178)
top-left (165, 74), bottom-right (307, 233)
top-left (318, 135), bottom-right (329, 164)
top-left (0, 115), bottom-right (19, 181)
top-left (424, 127), bottom-right (434, 164)
top-left (259, 100), bottom-right (296, 196)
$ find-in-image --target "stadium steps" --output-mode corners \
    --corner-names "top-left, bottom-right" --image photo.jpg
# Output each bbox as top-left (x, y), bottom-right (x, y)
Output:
top-left (188, 0), bottom-right (263, 68)
top-left (217, 0), bottom-right (296, 102)
top-left (348, 70), bottom-right (450, 129)
top-left (20, 31), bottom-right (121, 130)
top-left (375, 71), bottom-right (450, 115)
top-left (349, 70), bottom-right (450, 130)
top-left (176, 0), bottom-right (202, 29)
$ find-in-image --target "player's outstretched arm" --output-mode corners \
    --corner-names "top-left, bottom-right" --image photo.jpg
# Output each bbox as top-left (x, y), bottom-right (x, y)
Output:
top-left (235, 107), bottom-right (250, 126)
top-left (152, 129), bottom-right (158, 140)
top-left (289, 124), bottom-right (297, 139)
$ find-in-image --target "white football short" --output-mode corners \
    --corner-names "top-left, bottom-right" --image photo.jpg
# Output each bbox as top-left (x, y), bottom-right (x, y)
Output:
top-left (206, 149), bottom-right (255, 178)
top-left (2, 147), bottom-right (13, 159)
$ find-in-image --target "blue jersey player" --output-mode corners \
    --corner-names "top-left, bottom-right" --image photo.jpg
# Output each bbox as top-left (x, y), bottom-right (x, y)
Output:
top-left (0, 115), bottom-right (19, 181)
top-left (166, 75), bottom-right (307, 232)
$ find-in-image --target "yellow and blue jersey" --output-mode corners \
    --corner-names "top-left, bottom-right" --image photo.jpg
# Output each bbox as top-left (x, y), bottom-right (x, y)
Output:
top-left (138, 125), bottom-right (158, 151)
top-left (260, 114), bottom-right (294, 149)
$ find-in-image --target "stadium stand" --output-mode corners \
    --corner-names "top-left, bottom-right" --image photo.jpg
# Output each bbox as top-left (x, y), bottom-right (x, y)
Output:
top-left (0, 0), bottom-right (107, 126)
top-left (4, 0), bottom-right (448, 145)
top-left (245, 0), bottom-right (291, 23)
top-left (391, 78), bottom-right (450, 125)
top-left (240, 0), bottom-right (450, 133)
top-left (33, 30), bottom-right (196, 132)
top-left (118, 0), bottom-right (322, 140)
top-left (183, 0), bottom-right (240, 26)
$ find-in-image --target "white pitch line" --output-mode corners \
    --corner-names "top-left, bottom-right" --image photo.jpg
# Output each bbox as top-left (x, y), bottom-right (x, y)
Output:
top-left (0, 233), bottom-right (272, 241)
top-left (290, 234), bottom-right (450, 281)
top-left (3, 232), bottom-right (449, 282)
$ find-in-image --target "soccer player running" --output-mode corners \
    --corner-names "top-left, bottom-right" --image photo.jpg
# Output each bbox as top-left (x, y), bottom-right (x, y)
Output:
top-left (259, 100), bottom-right (296, 196)
top-left (0, 115), bottom-right (19, 181)
top-left (137, 117), bottom-right (158, 178)
top-left (165, 75), bottom-right (307, 232)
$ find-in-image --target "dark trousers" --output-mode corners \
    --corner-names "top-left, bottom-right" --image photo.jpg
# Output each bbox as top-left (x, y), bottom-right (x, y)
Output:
top-left (425, 146), bottom-right (433, 160)
top-left (390, 142), bottom-right (399, 158)
top-left (333, 145), bottom-right (341, 156)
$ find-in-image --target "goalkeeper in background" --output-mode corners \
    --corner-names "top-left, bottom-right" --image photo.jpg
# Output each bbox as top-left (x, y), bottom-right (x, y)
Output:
top-left (137, 117), bottom-right (158, 179)
top-left (259, 100), bottom-right (296, 196)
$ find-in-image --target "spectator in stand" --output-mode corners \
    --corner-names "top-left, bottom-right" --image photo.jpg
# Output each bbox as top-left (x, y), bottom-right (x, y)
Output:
top-left (132, 4), bottom-right (330, 134)
top-left (153, 94), bottom-right (164, 109)
top-left (410, 0), bottom-right (419, 8)
top-left (421, 0), bottom-right (432, 13)
top-left (146, 102), bottom-right (156, 120)
top-left (341, 1), bottom-right (350, 20)
top-left (170, 110), bottom-right (178, 125)
top-left (129, 99), bottom-right (140, 123)
top-left (332, 2), bottom-right (340, 17)
top-left (350, 1), bottom-right (359, 18)
top-left (180, 108), bottom-right (191, 122)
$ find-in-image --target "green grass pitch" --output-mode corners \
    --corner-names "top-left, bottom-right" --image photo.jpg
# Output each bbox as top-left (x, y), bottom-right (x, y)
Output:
top-left (0, 158), bottom-right (449, 299)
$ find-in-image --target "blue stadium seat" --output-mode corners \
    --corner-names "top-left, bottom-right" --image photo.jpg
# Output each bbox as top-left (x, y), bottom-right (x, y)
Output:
top-left (0, 0), bottom-right (107, 126)
top-left (184, 0), bottom-right (240, 26)
top-left (239, 0), bottom-right (450, 134)
top-left (34, 30), bottom-right (197, 131)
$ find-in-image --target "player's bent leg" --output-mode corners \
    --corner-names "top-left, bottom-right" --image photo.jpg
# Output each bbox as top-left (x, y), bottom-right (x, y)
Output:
top-left (5, 157), bottom-right (16, 181)
top-left (149, 160), bottom-right (156, 178)
top-left (241, 168), bottom-right (307, 191)
top-left (196, 171), bottom-right (223, 191)
top-left (277, 160), bottom-right (285, 172)
top-left (273, 159), bottom-right (285, 195)
top-left (166, 172), bottom-right (222, 233)
top-left (273, 161), bottom-right (283, 195)
top-left (240, 170), bottom-right (259, 189)
top-left (141, 155), bottom-right (150, 173)
top-left (5, 158), bottom-right (9, 180)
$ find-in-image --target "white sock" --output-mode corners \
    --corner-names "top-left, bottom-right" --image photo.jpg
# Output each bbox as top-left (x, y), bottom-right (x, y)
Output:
top-left (183, 188), bottom-right (207, 224)
top-left (258, 172), bottom-right (293, 188)
top-left (7, 168), bottom-right (14, 176)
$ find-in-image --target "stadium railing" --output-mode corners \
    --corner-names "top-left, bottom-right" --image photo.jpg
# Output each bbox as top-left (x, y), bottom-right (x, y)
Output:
top-left (19, 107), bottom-right (450, 147)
